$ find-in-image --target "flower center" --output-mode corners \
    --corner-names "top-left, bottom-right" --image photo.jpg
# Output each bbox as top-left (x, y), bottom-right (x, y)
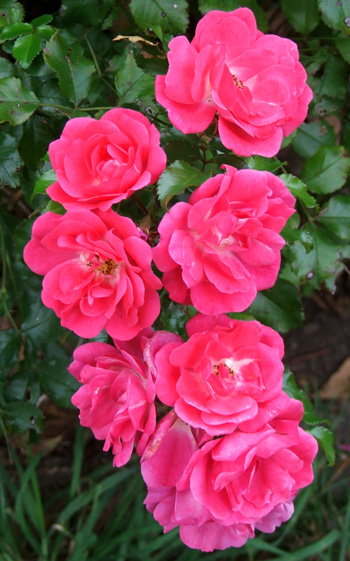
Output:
top-left (232, 73), bottom-right (244, 89)
top-left (213, 361), bottom-right (236, 381)
top-left (82, 253), bottom-right (119, 277)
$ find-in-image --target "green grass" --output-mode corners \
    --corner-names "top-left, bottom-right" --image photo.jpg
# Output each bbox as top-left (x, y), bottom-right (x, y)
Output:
top-left (0, 419), bottom-right (349, 561)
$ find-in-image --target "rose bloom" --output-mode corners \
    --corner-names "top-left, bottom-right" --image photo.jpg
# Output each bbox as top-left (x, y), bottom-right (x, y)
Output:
top-left (147, 314), bottom-right (289, 435)
top-left (47, 108), bottom-right (166, 210)
top-left (156, 8), bottom-right (312, 157)
top-left (141, 403), bottom-right (318, 552)
top-left (70, 334), bottom-right (155, 467)
top-left (153, 166), bottom-right (295, 314)
top-left (23, 208), bottom-right (161, 340)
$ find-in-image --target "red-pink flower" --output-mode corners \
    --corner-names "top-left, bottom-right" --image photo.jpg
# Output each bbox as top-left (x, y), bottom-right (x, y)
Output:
top-left (156, 8), bottom-right (312, 157)
top-left (147, 314), bottom-right (288, 435)
top-left (70, 334), bottom-right (155, 466)
top-left (141, 402), bottom-right (318, 552)
top-left (153, 166), bottom-right (295, 314)
top-left (23, 209), bottom-right (161, 340)
top-left (47, 108), bottom-right (166, 210)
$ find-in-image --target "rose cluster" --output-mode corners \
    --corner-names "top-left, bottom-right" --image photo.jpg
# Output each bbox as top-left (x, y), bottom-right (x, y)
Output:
top-left (23, 8), bottom-right (317, 553)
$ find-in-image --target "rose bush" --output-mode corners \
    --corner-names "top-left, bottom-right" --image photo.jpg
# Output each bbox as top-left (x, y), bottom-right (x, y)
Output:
top-left (141, 401), bottom-right (318, 552)
top-left (69, 335), bottom-right (155, 467)
top-left (156, 8), bottom-right (312, 156)
top-left (153, 165), bottom-right (295, 314)
top-left (147, 314), bottom-right (289, 435)
top-left (23, 208), bottom-right (161, 340)
top-left (47, 108), bottom-right (167, 210)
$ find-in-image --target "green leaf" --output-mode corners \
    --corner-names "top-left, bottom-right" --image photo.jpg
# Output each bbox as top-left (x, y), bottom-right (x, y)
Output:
top-left (313, 97), bottom-right (343, 119)
top-left (246, 155), bottom-right (283, 173)
top-left (130, 0), bottom-right (189, 38)
top-left (20, 115), bottom-right (55, 170)
top-left (318, 195), bottom-right (350, 240)
top-left (198, 0), bottom-right (268, 31)
top-left (36, 357), bottom-right (79, 409)
top-left (31, 14), bottom-right (53, 27)
top-left (0, 57), bottom-right (15, 78)
top-left (33, 168), bottom-right (57, 195)
top-left (281, 0), bottom-right (320, 34)
top-left (247, 279), bottom-right (304, 333)
top-left (0, 22), bottom-right (32, 42)
top-left (307, 425), bottom-right (335, 465)
top-left (335, 35), bottom-right (350, 63)
top-left (0, 1), bottom-right (24, 25)
top-left (282, 220), bottom-right (350, 293)
top-left (21, 299), bottom-right (65, 345)
top-left (292, 120), bottom-right (336, 159)
top-left (60, 0), bottom-right (115, 25)
top-left (318, 0), bottom-right (350, 35)
top-left (45, 199), bottom-right (65, 214)
top-left (36, 24), bottom-right (54, 40)
top-left (132, 42), bottom-right (168, 76)
top-left (3, 401), bottom-right (43, 434)
top-left (301, 145), bottom-right (350, 194)
top-left (0, 329), bottom-right (21, 377)
top-left (279, 173), bottom-right (317, 208)
top-left (3, 370), bottom-right (30, 401)
top-left (43, 32), bottom-right (95, 105)
top-left (283, 370), bottom-right (323, 425)
top-left (114, 50), bottom-right (155, 106)
top-left (305, 221), bottom-right (350, 291)
top-left (317, 56), bottom-right (348, 100)
top-left (157, 160), bottom-right (211, 208)
top-left (12, 31), bottom-right (41, 68)
top-left (0, 131), bottom-right (22, 187)
top-left (0, 77), bottom-right (39, 125)
top-left (281, 222), bottom-right (314, 249)
top-left (163, 140), bottom-right (201, 163)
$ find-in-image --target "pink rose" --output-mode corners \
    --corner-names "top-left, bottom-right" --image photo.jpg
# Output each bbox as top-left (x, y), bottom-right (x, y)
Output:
top-left (70, 335), bottom-right (155, 466)
top-left (147, 314), bottom-right (289, 435)
top-left (141, 402), bottom-right (318, 552)
top-left (23, 208), bottom-right (161, 340)
top-left (153, 166), bottom-right (295, 314)
top-left (47, 108), bottom-right (166, 210)
top-left (156, 8), bottom-right (312, 157)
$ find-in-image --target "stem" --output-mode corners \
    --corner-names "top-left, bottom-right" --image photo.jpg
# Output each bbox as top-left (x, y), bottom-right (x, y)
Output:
top-left (131, 194), bottom-right (150, 216)
top-left (85, 34), bottom-right (102, 76)
top-left (84, 34), bottom-right (118, 97)
top-left (39, 103), bottom-right (115, 113)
